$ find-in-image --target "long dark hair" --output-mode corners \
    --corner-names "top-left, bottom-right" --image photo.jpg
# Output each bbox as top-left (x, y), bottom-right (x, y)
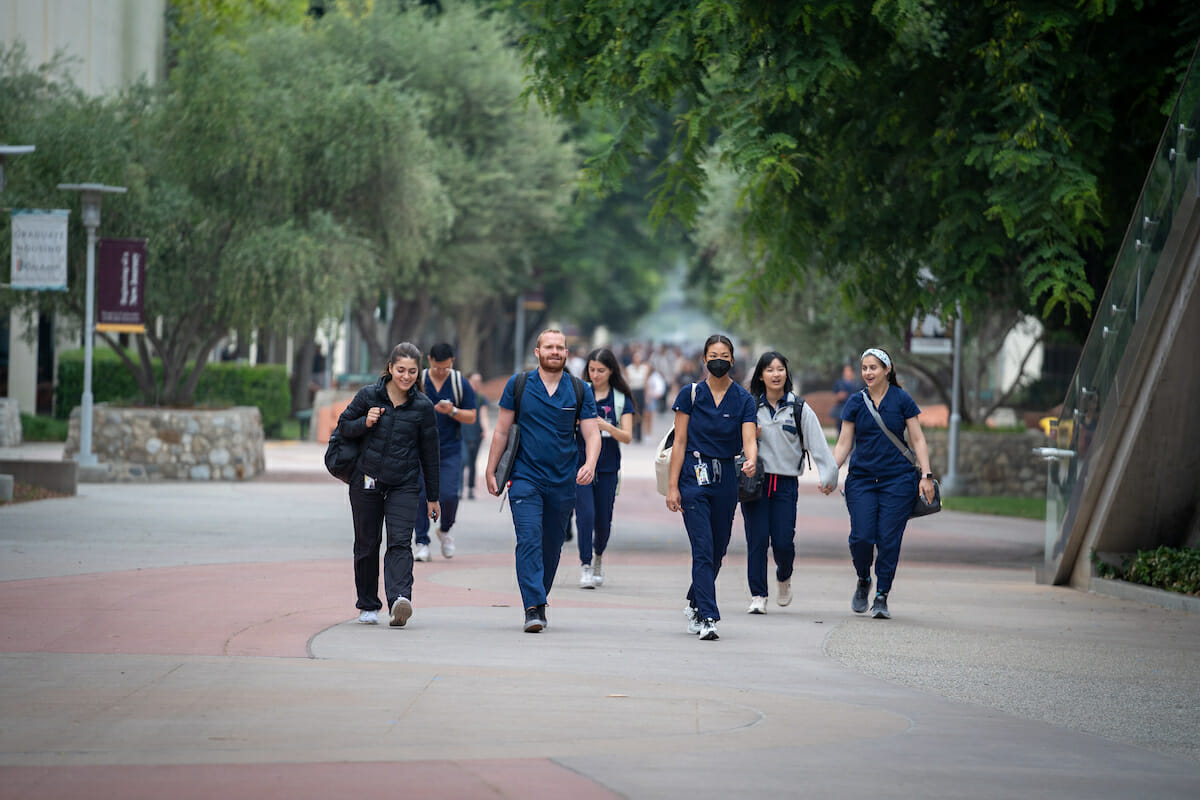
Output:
top-left (748, 351), bottom-right (793, 399)
top-left (862, 347), bottom-right (902, 388)
top-left (586, 347), bottom-right (633, 398)
top-left (703, 333), bottom-right (735, 360)
top-left (380, 342), bottom-right (423, 381)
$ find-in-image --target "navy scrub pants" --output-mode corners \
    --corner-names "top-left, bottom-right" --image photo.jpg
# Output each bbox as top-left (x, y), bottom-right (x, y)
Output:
top-left (415, 446), bottom-right (462, 545)
top-left (348, 474), bottom-right (419, 611)
top-left (680, 454), bottom-right (738, 621)
top-left (740, 474), bottom-right (798, 598)
top-left (508, 477), bottom-right (575, 610)
top-left (843, 470), bottom-right (918, 594)
top-left (575, 470), bottom-right (620, 564)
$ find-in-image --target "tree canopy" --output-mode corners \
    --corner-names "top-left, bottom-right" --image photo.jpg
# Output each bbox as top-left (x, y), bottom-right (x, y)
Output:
top-left (512, 0), bottom-right (1200, 333)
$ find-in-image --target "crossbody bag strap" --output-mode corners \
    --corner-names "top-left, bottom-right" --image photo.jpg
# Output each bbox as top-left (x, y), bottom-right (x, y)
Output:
top-left (861, 389), bottom-right (918, 469)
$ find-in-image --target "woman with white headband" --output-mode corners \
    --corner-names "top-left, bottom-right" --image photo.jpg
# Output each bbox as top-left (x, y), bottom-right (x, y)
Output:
top-left (828, 347), bottom-right (935, 619)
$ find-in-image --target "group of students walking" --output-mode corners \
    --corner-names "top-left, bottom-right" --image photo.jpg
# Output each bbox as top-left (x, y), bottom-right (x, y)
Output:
top-left (335, 331), bottom-right (935, 637)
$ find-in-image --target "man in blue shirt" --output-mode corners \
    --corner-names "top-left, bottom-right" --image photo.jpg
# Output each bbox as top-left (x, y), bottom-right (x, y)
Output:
top-left (413, 343), bottom-right (477, 561)
top-left (486, 329), bottom-right (601, 632)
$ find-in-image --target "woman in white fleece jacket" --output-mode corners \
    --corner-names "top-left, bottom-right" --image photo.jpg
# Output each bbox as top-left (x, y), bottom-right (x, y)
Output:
top-left (741, 351), bottom-right (838, 613)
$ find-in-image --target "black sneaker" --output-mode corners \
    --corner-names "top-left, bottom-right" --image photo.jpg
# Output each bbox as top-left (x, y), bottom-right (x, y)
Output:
top-left (871, 592), bottom-right (891, 619)
top-left (852, 578), bottom-right (871, 613)
top-left (523, 607), bottom-right (544, 633)
top-left (536, 604), bottom-right (548, 629)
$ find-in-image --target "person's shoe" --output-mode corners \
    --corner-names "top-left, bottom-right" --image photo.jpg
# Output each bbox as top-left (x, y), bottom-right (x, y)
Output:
top-left (580, 563), bottom-right (595, 589)
top-left (684, 604), bottom-right (701, 635)
top-left (852, 578), bottom-right (871, 613)
top-left (592, 553), bottom-right (604, 586)
top-left (871, 592), bottom-right (891, 619)
top-left (698, 618), bottom-right (719, 640)
top-left (777, 578), bottom-right (793, 607)
top-left (414, 543), bottom-right (431, 562)
top-left (437, 530), bottom-right (455, 559)
top-left (357, 610), bottom-right (379, 625)
top-left (537, 604), bottom-right (548, 629)
top-left (467, 488), bottom-right (475, 500)
top-left (747, 596), bottom-right (767, 614)
top-left (389, 597), bottom-right (413, 627)
top-left (524, 607), bottom-right (544, 633)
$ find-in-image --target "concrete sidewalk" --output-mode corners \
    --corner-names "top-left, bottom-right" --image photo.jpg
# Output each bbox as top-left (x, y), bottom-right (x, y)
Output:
top-left (1, 438), bottom-right (1197, 799)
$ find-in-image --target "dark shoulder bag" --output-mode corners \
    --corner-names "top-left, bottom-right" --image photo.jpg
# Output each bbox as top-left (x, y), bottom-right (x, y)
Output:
top-left (860, 390), bottom-right (941, 518)
top-left (324, 428), bottom-right (361, 484)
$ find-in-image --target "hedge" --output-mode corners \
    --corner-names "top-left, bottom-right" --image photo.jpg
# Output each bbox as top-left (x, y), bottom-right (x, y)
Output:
top-left (1093, 546), bottom-right (1200, 596)
top-left (55, 349), bottom-right (291, 435)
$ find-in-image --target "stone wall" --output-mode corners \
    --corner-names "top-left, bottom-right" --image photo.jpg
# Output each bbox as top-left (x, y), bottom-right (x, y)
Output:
top-left (0, 398), bottom-right (21, 447)
top-left (924, 428), bottom-right (1047, 497)
top-left (64, 405), bottom-right (265, 482)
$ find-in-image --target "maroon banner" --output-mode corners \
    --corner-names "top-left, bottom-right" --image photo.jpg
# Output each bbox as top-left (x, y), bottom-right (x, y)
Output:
top-left (97, 238), bottom-right (147, 333)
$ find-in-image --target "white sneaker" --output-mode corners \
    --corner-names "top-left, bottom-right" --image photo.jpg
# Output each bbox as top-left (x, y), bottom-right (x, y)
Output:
top-left (777, 578), bottom-right (793, 607)
top-left (413, 543), bottom-right (431, 562)
top-left (592, 553), bottom-right (604, 586)
top-left (437, 530), bottom-right (455, 559)
top-left (684, 604), bottom-right (701, 634)
top-left (357, 610), bottom-right (379, 625)
top-left (699, 618), bottom-right (719, 640)
top-left (580, 563), bottom-right (595, 589)
top-left (389, 597), bottom-right (413, 627)
top-left (747, 596), bottom-right (767, 614)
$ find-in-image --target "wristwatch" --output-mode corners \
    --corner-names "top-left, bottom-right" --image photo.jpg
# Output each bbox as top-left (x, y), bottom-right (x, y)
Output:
top-left (449, 407), bottom-right (457, 418)
top-left (924, 472), bottom-right (934, 480)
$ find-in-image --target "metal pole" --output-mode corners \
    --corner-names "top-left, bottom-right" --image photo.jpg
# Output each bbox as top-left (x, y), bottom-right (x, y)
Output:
top-left (79, 221), bottom-right (98, 467)
top-left (944, 301), bottom-right (963, 493)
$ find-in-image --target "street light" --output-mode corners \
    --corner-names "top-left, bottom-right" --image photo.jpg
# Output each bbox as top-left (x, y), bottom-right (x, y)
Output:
top-left (0, 145), bottom-right (36, 194)
top-left (57, 182), bottom-right (127, 468)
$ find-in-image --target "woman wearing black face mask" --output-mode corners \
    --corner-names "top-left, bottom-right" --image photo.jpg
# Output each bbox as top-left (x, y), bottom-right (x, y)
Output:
top-left (665, 334), bottom-right (758, 641)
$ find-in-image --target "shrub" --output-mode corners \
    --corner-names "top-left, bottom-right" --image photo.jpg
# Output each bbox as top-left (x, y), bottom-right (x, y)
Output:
top-left (19, 413), bottom-right (69, 442)
top-left (1093, 546), bottom-right (1200, 596)
top-left (56, 350), bottom-right (292, 434)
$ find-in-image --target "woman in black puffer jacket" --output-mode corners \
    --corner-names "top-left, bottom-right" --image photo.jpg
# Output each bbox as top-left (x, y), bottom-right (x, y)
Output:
top-left (337, 342), bottom-right (441, 628)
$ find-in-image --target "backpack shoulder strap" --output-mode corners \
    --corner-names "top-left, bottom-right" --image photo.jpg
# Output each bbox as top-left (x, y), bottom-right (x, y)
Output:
top-left (421, 368), bottom-right (429, 393)
top-left (612, 389), bottom-right (626, 418)
top-left (572, 375), bottom-right (585, 421)
top-left (451, 369), bottom-right (463, 406)
top-left (513, 370), bottom-right (530, 421)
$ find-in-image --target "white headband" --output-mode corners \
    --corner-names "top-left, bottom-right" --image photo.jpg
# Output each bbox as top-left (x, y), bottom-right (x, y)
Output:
top-left (861, 348), bottom-right (891, 369)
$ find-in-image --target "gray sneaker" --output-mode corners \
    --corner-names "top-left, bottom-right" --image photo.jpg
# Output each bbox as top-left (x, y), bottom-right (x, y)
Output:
top-left (684, 604), bottom-right (701, 635)
top-left (852, 578), bottom-right (871, 613)
top-left (871, 592), bottom-right (891, 619)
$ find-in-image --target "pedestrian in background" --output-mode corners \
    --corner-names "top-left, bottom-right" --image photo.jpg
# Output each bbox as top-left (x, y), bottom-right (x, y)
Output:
top-left (742, 351), bottom-right (838, 614)
top-left (665, 334), bottom-right (758, 641)
top-left (461, 372), bottom-right (490, 500)
top-left (336, 342), bottom-right (440, 628)
top-left (830, 348), bottom-right (935, 620)
top-left (486, 329), bottom-right (601, 633)
top-left (576, 347), bottom-right (635, 589)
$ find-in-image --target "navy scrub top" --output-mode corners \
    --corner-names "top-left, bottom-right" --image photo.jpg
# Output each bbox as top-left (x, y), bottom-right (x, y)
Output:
top-left (500, 370), bottom-right (598, 488)
top-left (672, 380), bottom-right (757, 459)
top-left (424, 371), bottom-right (478, 456)
top-left (841, 387), bottom-right (921, 479)
top-left (576, 388), bottom-right (635, 472)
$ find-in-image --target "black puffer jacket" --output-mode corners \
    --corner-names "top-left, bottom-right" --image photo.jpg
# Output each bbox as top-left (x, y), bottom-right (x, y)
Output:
top-left (337, 377), bottom-right (440, 494)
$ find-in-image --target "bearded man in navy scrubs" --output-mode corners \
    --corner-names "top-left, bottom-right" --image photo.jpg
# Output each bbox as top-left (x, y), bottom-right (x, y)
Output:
top-left (486, 329), bottom-right (601, 633)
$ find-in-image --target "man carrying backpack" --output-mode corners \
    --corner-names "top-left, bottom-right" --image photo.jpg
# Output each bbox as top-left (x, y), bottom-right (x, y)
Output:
top-left (486, 329), bottom-right (601, 633)
top-left (413, 343), bottom-right (477, 561)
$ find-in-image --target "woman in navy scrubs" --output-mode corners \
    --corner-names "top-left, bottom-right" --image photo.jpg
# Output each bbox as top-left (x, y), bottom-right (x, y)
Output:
top-left (830, 348), bottom-right (935, 619)
top-left (665, 334), bottom-right (758, 641)
top-left (575, 347), bottom-right (635, 589)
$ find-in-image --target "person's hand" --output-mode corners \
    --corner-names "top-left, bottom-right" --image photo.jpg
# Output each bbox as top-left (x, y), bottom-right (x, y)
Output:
top-left (576, 464), bottom-right (595, 485)
top-left (366, 407), bottom-right (385, 427)
top-left (486, 472), bottom-right (501, 496)
top-left (435, 399), bottom-right (454, 416)
top-left (819, 483), bottom-right (835, 496)
top-left (919, 477), bottom-right (935, 503)
top-left (428, 501), bottom-right (441, 521)
top-left (666, 487), bottom-right (682, 513)
top-left (741, 458), bottom-right (756, 477)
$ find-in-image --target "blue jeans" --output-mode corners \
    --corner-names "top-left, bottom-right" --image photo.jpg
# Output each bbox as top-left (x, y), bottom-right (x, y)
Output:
top-left (415, 447), bottom-right (463, 544)
top-left (680, 454), bottom-right (737, 621)
top-left (575, 470), bottom-right (619, 564)
top-left (741, 474), bottom-right (798, 597)
top-left (508, 478), bottom-right (575, 609)
top-left (844, 471), bottom-right (918, 594)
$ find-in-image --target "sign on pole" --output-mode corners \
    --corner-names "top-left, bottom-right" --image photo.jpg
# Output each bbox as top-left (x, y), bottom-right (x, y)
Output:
top-left (96, 238), bottom-right (147, 333)
top-left (9, 209), bottom-right (69, 290)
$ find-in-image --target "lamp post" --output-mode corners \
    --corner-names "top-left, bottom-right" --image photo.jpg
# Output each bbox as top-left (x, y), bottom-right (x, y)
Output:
top-left (56, 183), bottom-right (127, 467)
top-left (0, 145), bottom-right (36, 194)
top-left (943, 302), bottom-right (963, 494)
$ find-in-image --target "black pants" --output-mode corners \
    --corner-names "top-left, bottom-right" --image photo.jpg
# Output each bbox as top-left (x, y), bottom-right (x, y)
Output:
top-left (462, 435), bottom-right (482, 491)
top-left (349, 472), bottom-right (419, 611)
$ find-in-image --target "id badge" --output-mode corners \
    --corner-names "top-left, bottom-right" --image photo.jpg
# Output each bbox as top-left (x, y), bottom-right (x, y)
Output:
top-left (363, 475), bottom-right (376, 490)
top-left (694, 461), bottom-right (711, 486)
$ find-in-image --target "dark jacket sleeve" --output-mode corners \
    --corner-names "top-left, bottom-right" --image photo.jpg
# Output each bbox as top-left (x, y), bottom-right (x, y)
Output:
top-left (418, 400), bottom-right (441, 499)
top-left (337, 386), bottom-right (375, 439)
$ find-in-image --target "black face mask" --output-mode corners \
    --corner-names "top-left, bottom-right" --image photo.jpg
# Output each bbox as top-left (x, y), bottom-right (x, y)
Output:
top-left (706, 358), bottom-right (732, 378)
